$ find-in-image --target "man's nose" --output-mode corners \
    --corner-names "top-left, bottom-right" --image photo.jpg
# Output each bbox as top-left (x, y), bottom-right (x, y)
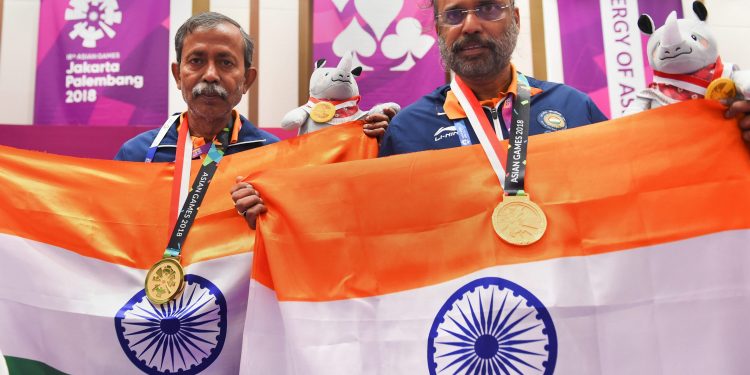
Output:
top-left (202, 61), bottom-right (220, 82)
top-left (461, 11), bottom-right (483, 34)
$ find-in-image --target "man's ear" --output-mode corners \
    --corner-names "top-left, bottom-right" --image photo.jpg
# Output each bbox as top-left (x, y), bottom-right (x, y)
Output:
top-left (171, 62), bottom-right (182, 90)
top-left (243, 67), bottom-right (258, 92)
top-left (514, 7), bottom-right (520, 28)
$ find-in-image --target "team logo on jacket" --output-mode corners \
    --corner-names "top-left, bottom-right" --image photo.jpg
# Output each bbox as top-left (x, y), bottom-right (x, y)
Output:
top-left (427, 277), bottom-right (558, 375)
top-left (115, 274), bottom-right (227, 375)
top-left (538, 110), bottom-right (567, 132)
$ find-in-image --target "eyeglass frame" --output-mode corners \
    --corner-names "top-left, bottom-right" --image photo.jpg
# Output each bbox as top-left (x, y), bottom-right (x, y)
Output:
top-left (435, 2), bottom-right (515, 27)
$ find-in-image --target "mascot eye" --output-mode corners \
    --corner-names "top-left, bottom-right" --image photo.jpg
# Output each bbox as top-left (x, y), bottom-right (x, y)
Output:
top-left (691, 35), bottom-right (698, 41)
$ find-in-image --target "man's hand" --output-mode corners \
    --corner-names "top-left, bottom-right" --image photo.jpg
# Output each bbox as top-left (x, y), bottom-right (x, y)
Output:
top-left (363, 107), bottom-right (397, 138)
top-left (724, 99), bottom-right (750, 143)
top-left (230, 176), bottom-right (266, 230)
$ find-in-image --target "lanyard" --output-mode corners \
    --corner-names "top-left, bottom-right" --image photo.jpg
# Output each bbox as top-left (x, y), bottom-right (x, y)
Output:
top-left (162, 116), bottom-right (231, 259)
top-left (449, 73), bottom-right (532, 195)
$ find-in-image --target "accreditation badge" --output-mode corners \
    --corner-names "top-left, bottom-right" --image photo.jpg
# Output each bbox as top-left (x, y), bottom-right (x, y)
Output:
top-left (310, 102), bottom-right (336, 123)
top-left (492, 195), bottom-right (548, 246)
top-left (145, 257), bottom-right (186, 304)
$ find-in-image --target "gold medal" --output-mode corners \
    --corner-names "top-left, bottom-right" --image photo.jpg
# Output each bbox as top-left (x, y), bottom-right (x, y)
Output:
top-left (705, 77), bottom-right (737, 101)
top-left (310, 102), bottom-right (336, 123)
top-left (145, 257), bottom-right (185, 304)
top-left (492, 195), bottom-right (547, 246)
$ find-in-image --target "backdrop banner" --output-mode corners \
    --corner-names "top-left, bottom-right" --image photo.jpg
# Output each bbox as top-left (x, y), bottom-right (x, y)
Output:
top-left (34, 0), bottom-right (169, 125)
top-left (557, 0), bottom-right (682, 117)
top-left (313, 0), bottom-right (445, 109)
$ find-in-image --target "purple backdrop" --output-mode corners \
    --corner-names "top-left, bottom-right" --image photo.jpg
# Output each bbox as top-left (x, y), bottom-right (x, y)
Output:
top-left (34, 0), bottom-right (169, 126)
top-left (313, 0), bottom-right (444, 110)
top-left (558, 1), bottom-right (682, 117)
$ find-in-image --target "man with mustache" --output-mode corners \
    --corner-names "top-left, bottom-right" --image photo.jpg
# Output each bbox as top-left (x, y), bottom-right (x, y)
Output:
top-left (116, 12), bottom-right (391, 162)
top-left (115, 12), bottom-right (280, 162)
top-left (378, 0), bottom-right (607, 157)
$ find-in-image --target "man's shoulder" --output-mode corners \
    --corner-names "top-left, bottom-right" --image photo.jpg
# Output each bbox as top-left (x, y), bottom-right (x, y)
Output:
top-left (391, 84), bottom-right (450, 126)
top-left (527, 76), bottom-right (592, 100)
top-left (114, 127), bottom-right (164, 161)
top-left (237, 115), bottom-right (280, 143)
top-left (525, 75), bottom-right (608, 129)
top-left (228, 115), bottom-right (280, 155)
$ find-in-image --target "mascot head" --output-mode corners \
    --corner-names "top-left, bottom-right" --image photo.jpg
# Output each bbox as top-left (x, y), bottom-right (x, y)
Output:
top-left (639, 1), bottom-right (717, 74)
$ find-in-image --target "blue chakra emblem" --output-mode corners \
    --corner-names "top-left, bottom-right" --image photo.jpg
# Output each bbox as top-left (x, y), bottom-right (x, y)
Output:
top-left (115, 274), bottom-right (227, 375)
top-left (427, 277), bottom-right (557, 375)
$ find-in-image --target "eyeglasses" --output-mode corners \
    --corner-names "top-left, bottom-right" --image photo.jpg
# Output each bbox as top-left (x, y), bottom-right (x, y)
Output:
top-left (437, 3), bottom-right (513, 26)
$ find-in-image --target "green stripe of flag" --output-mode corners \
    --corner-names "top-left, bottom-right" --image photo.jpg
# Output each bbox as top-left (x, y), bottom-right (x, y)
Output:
top-left (5, 356), bottom-right (67, 375)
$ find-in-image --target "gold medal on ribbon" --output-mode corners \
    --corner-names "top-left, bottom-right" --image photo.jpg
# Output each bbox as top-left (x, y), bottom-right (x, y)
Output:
top-left (145, 257), bottom-right (185, 304)
top-left (705, 77), bottom-right (737, 101)
top-left (310, 102), bottom-right (336, 123)
top-left (492, 195), bottom-right (547, 246)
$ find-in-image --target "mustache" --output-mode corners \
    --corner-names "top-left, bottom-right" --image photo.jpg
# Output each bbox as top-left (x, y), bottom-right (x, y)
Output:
top-left (192, 82), bottom-right (228, 99)
top-left (451, 34), bottom-right (499, 54)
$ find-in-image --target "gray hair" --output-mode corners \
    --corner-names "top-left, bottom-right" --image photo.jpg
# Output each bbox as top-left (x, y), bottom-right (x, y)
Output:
top-left (174, 12), bottom-right (254, 71)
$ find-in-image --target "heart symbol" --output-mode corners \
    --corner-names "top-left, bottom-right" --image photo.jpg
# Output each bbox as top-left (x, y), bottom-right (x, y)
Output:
top-left (331, 0), bottom-right (350, 13)
top-left (354, 0), bottom-right (403, 41)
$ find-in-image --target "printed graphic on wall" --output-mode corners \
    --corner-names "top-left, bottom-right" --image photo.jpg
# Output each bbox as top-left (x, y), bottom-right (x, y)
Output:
top-left (313, 0), bottom-right (444, 109)
top-left (556, 0), bottom-right (682, 118)
top-left (34, 0), bottom-right (169, 126)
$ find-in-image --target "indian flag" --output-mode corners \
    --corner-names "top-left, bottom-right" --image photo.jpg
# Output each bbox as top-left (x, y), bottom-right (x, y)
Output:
top-left (241, 101), bottom-right (750, 374)
top-left (0, 123), bottom-right (375, 374)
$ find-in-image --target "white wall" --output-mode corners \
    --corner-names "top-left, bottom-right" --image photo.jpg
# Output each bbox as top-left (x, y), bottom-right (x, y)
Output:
top-left (257, 0), bottom-right (299, 127)
top-left (0, 0), bottom-right (39, 125)
top-left (696, 0), bottom-right (750, 69)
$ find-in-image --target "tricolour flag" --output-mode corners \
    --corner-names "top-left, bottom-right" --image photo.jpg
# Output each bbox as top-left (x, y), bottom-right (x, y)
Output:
top-left (0, 123), bottom-right (375, 374)
top-left (241, 101), bottom-right (750, 374)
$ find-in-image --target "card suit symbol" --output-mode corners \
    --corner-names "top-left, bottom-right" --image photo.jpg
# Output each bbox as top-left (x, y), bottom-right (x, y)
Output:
top-left (381, 18), bottom-right (436, 71)
top-left (333, 19), bottom-right (377, 71)
top-left (354, 0), bottom-right (403, 41)
top-left (331, 0), bottom-right (350, 12)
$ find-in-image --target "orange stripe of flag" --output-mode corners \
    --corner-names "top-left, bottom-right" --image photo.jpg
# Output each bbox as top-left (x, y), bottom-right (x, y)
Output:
top-left (0, 122), bottom-right (376, 269)
top-left (249, 101), bottom-right (750, 301)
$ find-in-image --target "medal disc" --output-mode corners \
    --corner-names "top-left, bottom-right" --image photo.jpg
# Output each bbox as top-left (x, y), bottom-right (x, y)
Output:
top-left (705, 78), bottom-right (737, 101)
top-left (310, 102), bottom-right (336, 123)
top-left (492, 195), bottom-right (547, 246)
top-left (145, 257), bottom-right (185, 304)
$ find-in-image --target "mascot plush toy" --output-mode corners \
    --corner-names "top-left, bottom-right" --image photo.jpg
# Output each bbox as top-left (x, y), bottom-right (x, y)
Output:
top-left (281, 52), bottom-right (400, 135)
top-left (630, 1), bottom-right (750, 113)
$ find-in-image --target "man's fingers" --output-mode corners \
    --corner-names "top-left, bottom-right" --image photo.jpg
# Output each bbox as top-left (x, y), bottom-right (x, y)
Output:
top-left (382, 107), bottom-right (397, 119)
top-left (725, 99), bottom-right (750, 121)
top-left (364, 114), bottom-right (388, 126)
top-left (363, 127), bottom-right (386, 137)
top-left (242, 203), bottom-right (267, 230)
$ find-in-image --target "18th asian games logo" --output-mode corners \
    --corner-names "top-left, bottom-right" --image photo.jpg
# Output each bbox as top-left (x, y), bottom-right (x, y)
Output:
top-left (65, 0), bottom-right (123, 48)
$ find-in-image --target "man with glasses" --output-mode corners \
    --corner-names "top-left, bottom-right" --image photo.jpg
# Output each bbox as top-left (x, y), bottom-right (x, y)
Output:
top-left (378, 0), bottom-right (607, 156)
top-left (378, 0), bottom-right (750, 156)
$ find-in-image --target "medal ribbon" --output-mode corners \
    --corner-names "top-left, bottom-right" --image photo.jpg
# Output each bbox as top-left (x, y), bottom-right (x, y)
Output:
top-left (450, 73), bottom-right (532, 195)
top-left (145, 113), bottom-right (192, 230)
top-left (162, 116), bottom-right (231, 259)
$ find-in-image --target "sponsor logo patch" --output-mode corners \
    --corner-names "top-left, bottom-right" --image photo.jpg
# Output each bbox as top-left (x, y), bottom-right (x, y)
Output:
top-left (434, 126), bottom-right (458, 142)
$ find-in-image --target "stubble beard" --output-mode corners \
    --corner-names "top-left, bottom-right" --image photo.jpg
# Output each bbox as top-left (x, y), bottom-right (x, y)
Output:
top-left (438, 18), bottom-right (520, 80)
